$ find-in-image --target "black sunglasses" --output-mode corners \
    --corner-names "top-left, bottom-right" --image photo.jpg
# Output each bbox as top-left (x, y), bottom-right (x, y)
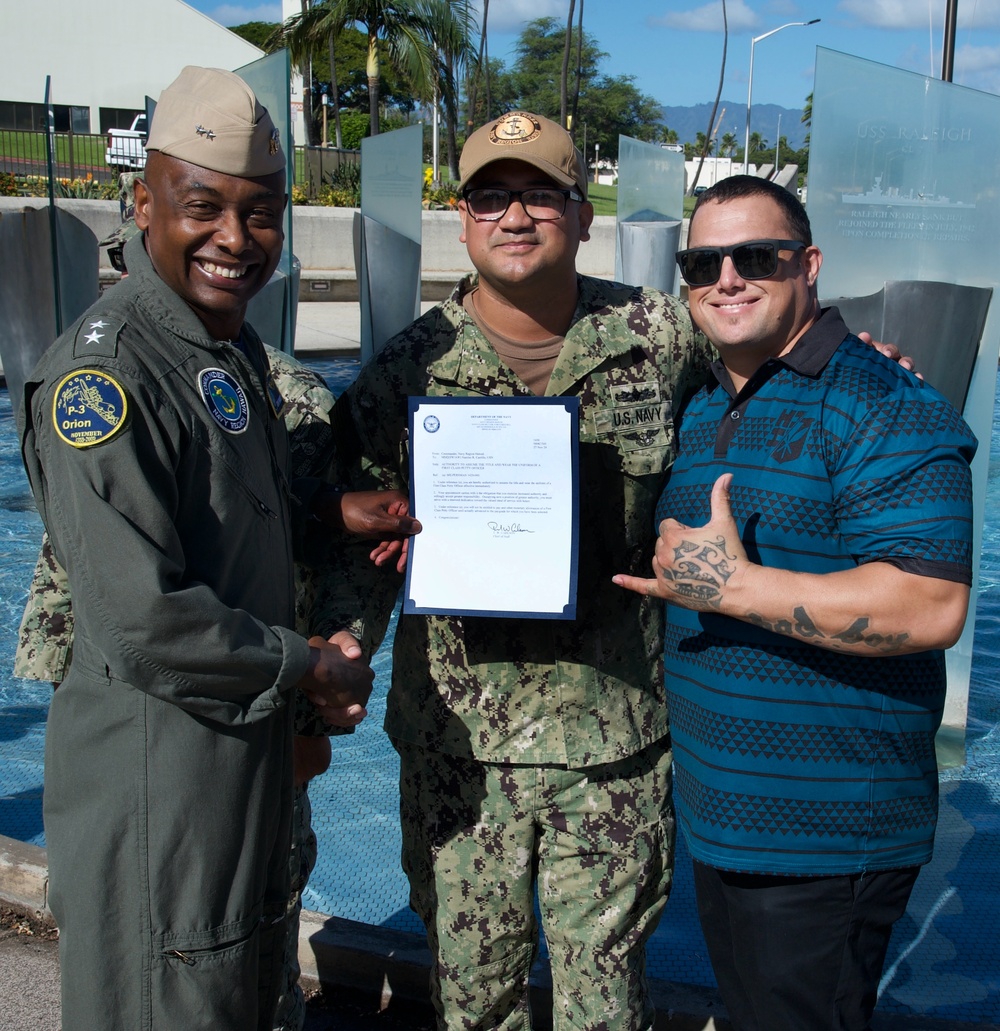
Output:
top-left (462, 187), bottom-right (584, 222)
top-left (675, 239), bottom-right (806, 287)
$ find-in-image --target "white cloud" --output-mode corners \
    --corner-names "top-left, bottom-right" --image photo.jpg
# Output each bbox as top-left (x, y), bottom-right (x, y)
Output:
top-left (838, 0), bottom-right (1000, 30)
top-left (201, 3), bottom-right (282, 27)
top-left (471, 0), bottom-right (568, 36)
top-left (654, 0), bottom-right (760, 33)
top-left (955, 42), bottom-right (1000, 93)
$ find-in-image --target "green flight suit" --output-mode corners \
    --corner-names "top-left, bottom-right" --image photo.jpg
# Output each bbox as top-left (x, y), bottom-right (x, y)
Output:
top-left (19, 234), bottom-right (311, 1031)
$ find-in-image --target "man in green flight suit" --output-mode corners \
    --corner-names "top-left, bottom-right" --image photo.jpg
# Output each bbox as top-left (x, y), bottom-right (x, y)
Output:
top-left (17, 65), bottom-right (415, 1031)
top-left (16, 345), bottom-right (351, 1031)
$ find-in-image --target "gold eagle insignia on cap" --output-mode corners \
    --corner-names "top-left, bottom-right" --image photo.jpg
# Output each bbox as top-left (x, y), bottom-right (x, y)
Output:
top-left (489, 113), bottom-right (541, 146)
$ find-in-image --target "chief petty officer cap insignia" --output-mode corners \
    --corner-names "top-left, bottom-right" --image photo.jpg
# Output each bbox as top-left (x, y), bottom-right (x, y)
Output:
top-left (52, 369), bottom-right (128, 448)
top-left (199, 367), bottom-right (250, 433)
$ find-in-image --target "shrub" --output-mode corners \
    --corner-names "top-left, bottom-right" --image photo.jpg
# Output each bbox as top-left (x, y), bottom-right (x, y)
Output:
top-left (339, 111), bottom-right (372, 151)
top-left (0, 171), bottom-right (18, 196)
top-left (54, 174), bottom-right (117, 200)
top-left (317, 161), bottom-right (361, 207)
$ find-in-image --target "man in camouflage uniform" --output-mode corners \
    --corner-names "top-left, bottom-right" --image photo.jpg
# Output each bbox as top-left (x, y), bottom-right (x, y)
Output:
top-left (15, 346), bottom-right (343, 1031)
top-left (310, 112), bottom-right (714, 1030)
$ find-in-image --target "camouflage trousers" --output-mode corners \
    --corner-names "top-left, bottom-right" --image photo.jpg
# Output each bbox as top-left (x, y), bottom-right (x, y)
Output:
top-left (394, 736), bottom-right (675, 1031)
top-left (273, 785), bottom-right (319, 1031)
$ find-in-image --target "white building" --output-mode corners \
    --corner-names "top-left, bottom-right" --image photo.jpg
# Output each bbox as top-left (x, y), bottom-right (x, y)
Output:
top-left (684, 156), bottom-right (736, 192)
top-left (1, 0), bottom-right (265, 134)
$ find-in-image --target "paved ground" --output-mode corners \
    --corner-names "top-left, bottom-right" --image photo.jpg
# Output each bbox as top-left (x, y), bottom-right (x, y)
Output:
top-left (293, 298), bottom-right (441, 357)
top-left (0, 904), bottom-right (441, 1031)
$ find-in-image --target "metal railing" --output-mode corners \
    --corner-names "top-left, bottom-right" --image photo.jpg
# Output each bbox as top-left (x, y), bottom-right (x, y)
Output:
top-left (1, 131), bottom-right (360, 196)
top-left (0, 129), bottom-right (115, 188)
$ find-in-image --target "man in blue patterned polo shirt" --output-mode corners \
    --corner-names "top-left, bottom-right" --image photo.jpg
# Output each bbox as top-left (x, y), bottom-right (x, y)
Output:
top-left (615, 175), bottom-right (977, 1031)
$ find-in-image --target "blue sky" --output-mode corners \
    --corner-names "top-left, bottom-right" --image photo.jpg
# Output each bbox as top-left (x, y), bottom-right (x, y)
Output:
top-left (187, 0), bottom-right (1000, 110)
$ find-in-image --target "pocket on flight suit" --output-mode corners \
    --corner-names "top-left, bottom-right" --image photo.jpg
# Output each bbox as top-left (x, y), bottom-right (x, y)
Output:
top-left (152, 908), bottom-right (284, 1031)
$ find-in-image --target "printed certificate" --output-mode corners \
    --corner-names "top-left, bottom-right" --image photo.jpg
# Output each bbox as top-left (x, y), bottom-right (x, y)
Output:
top-left (404, 396), bottom-right (580, 619)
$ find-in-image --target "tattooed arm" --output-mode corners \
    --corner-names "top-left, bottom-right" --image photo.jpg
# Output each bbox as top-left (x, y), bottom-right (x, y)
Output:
top-left (613, 473), bottom-right (969, 657)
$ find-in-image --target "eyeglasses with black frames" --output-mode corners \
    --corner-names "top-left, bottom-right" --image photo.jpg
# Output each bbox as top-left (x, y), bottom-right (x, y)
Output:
top-left (675, 239), bottom-right (806, 287)
top-left (462, 187), bottom-right (584, 222)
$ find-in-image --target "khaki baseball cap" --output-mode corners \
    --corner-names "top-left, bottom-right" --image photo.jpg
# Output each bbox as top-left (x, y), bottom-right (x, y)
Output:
top-left (459, 111), bottom-right (588, 199)
top-left (145, 66), bottom-right (285, 178)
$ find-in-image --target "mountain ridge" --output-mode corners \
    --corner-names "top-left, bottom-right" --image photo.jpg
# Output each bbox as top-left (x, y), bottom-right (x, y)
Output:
top-left (660, 100), bottom-right (809, 151)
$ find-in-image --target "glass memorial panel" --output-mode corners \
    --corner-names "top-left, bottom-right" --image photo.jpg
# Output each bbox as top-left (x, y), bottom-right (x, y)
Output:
top-left (358, 124), bottom-right (423, 361)
top-left (615, 136), bottom-right (684, 292)
top-left (809, 48), bottom-right (1000, 756)
top-left (237, 50), bottom-right (297, 354)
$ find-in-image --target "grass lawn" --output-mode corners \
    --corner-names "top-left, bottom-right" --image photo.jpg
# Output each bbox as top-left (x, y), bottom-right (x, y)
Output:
top-left (589, 182), bottom-right (696, 220)
top-left (588, 182), bottom-right (617, 216)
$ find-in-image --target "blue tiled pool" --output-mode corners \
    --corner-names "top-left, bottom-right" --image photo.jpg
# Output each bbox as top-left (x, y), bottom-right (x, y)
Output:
top-left (2, 359), bottom-right (999, 1023)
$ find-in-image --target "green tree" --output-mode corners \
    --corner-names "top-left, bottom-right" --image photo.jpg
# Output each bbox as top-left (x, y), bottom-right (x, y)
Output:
top-left (465, 56), bottom-right (517, 129)
top-left (720, 131), bottom-right (738, 158)
top-left (501, 18), bottom-right (660, 163)
top-left (229, 21), bottom-right (277, 49)
top-left (508, 18), bottom-right (603, 126)
top-left (801, 91), bottom-right (814, 153)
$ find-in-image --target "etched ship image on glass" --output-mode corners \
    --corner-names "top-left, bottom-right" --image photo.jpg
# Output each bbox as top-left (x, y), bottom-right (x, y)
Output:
top-left (842, 175), bottom-right (974, 208)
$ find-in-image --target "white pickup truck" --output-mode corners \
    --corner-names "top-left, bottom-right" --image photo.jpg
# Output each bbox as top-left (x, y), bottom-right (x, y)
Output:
top-left (105, 114), bottom-right (148, 172)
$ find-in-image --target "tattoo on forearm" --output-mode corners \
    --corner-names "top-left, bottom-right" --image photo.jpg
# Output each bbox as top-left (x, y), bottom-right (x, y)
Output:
top-left (659, 535), bottom-right (737, 609)
top-left (746, 606), bottom-right (911, 653)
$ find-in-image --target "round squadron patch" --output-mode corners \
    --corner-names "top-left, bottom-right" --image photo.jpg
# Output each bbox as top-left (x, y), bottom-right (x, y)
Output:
top-left (199, 368), bottom-right (249, 433)
top-left (52, 369), bottom-right (128, 448)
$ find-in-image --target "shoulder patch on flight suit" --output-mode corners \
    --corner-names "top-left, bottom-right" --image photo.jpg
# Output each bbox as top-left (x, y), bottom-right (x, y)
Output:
top-left (73, 316), bottom-right (123, 358)
top-left (199, 367), bottom-right (250, 434)
top-left (52, 369), bottom-right (128, 448)
top-left (266, 371), bottom-right (286, 419)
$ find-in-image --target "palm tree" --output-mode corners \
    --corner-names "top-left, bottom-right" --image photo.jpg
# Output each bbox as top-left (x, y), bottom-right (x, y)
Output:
top-left (421, 0), bottom-right (478, 179)
top-left (560, 0), bottom-right (575, 129)
top-left (558, 0), bottom-right (585, 138)
top-left (720, 131), bottom-right (737, 158)
top-left (569, 0), bottom-right (584, 140)
top-left (688, 0), bottom-right (727, 195)
top-left (274, 0), bottom-right (444, 136)
top-left (466, 0), bottom-right (490, 132)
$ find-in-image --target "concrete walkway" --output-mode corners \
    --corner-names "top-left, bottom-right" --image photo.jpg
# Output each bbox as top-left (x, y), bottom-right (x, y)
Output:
top-left (293, 299), bottom-right (440, 356)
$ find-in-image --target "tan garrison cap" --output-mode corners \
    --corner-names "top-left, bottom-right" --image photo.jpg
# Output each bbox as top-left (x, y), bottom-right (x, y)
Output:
top-left (459, 111), bottom-right (588, 199)
top-left (145, 66), bottom-right (285, 177)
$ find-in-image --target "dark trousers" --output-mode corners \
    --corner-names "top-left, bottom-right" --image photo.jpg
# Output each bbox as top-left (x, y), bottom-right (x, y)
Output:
top-left (693, 860), bottom-right (920, 1031)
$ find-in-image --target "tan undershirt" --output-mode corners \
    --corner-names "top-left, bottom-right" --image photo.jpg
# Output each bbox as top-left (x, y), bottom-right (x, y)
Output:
top-left (464, 289), bottom-right (565, 396)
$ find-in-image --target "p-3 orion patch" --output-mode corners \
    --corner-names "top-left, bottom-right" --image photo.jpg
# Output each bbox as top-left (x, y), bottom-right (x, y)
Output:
top-left (199, 368), bottom-right (249, 434)
top-left (52, 369), bottom-right (128, 448)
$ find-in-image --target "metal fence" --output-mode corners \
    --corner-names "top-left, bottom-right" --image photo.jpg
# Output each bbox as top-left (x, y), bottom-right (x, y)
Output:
top-left (1, 131), bottom-right (360, 196)
top-left (0, 129), bottom-right (115, 188)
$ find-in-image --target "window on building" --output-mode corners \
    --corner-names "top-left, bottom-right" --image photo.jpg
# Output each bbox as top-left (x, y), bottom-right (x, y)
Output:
top-left (0, 101), bottom-right (90, 133)
top-left (100, 108), bottom-right (145, 134)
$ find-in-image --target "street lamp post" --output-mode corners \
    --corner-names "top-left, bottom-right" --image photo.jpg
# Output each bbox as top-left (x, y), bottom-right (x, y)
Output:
top-left (744, 18), bottom-right (820, 175)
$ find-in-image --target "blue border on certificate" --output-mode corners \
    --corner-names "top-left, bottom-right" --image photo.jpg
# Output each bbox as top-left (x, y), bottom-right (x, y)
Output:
top-left (404, 395), bottom-right (580, 620)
